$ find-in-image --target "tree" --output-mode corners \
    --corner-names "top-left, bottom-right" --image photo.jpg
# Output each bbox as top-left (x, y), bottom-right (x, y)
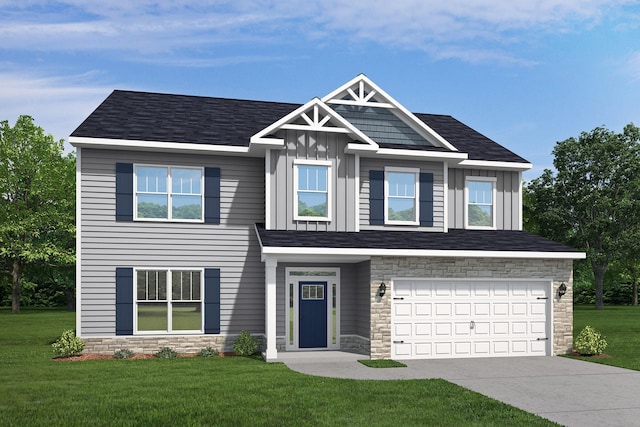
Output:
top-left (526, 124), bottom-right (640, 310)
top-left (0, 116), bottom-right (75, 313)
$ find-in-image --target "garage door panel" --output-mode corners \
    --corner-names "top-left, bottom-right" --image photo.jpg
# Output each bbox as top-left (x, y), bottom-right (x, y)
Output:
top-left (392, 279), bottom-right (551, 360)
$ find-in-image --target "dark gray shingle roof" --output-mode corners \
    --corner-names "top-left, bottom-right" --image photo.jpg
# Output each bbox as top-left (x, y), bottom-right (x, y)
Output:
top-left (72, 90), bottom-right (528, 163)
top-left (256, 224), bottom-right (581, 253)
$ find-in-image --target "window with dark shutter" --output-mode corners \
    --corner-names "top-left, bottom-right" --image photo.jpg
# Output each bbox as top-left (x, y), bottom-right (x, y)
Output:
top-left (369, 170), bottom-right (384, 225)
top-left (419, 172), bottom-right (434, 227)
top-left (115, 267), bottom-right (134, 335)
top-left (204, 268), bottom-right (221, 334)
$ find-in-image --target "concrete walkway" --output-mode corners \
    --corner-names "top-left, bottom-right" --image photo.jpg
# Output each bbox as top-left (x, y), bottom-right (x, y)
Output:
top-left (280, 352), bottom-right (640, 427)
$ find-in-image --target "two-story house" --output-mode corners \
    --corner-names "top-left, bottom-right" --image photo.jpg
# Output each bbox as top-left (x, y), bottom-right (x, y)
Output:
top-left (70, 74), bottom-right (584, 361)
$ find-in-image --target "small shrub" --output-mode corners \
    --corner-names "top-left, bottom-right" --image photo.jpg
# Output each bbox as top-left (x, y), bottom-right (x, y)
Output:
top-left (113, 348), bottom-right (134, 359)
top-left (52, 329), bottom-right (85, 357)
top-left (155, 347), bottom-right (177, 359)
top-left (574, 325), bottom-right (608, 355)
top-left (198, 346), bottom-right (219, 358)
top-left (233, 330), bottom-right (258, 356)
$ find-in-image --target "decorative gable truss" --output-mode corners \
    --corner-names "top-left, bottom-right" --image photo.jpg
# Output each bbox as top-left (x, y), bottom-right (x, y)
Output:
top-left (250, 98), bottom-right (378, 152)
top-left (321, 74), bottom-right (459, 152)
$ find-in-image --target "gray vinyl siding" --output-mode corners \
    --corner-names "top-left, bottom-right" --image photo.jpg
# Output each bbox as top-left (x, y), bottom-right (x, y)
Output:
top-left (448, 168), bottom-right (521, 230)
top-left (359, 158), bottom-right (445, 231)
top-left (79, 148), bottom-right (265, 337)
top-left (355, 261), bottom-right (371, 338)
top-left (268, 130), bottom-right (357, 231)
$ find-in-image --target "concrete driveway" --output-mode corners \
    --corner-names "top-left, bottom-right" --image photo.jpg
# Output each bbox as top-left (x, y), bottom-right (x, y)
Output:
top-left (281, 352), bottom-right (640, 427)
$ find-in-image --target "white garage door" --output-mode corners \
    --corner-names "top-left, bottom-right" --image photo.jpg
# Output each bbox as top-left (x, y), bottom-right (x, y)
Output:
top-left (391, 279), bottom-right (551, 359)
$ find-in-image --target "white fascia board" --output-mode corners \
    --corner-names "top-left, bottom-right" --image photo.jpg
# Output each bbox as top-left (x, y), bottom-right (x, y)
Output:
top-left (322, 74), bottom-right (458, 152)
top-left (374, 148), bottom-right (468, 161)
top-left (69, 136), bottom-right (251, 155)
top-left (261, 246), bottom-right (586, 260)
top-left (345, 143), bottom-right (380, 153)
top-left (249, 137), bottom-right (285, 149)
top-left (458, 159), bottom-right (533, 172)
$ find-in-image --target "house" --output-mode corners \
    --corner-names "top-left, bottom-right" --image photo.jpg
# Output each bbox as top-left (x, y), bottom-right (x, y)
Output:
top-left (70, 74), bottom-right (584, 361)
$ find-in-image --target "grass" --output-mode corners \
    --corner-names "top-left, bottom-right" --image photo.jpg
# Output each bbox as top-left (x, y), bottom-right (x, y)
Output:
top-left (358, 359), bottom-right (407, 368)
top-left (0, 308), bottom-right (556, 426)
top-left (571, 305), bottom-right (640, 371)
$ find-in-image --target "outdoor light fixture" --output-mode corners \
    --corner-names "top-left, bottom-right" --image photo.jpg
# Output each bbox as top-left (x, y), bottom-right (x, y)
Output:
top-left (378, 283), bottom-right (387, 297)
top-left (558, 282), bottom-right (567, 297)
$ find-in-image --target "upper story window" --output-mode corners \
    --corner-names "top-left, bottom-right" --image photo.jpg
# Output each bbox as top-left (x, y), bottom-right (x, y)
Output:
top-left (465, 176), bottom-right (496, 229)
top-left (135, 165), bottom-right (203, 222)
top-left (385, 167), bottom-right (419, 225)
top-left (294, 160), bottom-right (332, 221)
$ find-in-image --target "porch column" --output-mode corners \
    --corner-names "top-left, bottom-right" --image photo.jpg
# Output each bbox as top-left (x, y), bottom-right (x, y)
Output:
top-left (264, 257), bottom-right (278, 361)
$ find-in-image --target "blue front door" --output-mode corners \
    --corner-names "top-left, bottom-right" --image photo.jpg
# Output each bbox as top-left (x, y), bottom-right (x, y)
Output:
top-left (299, 281), bottom-right (327, 348)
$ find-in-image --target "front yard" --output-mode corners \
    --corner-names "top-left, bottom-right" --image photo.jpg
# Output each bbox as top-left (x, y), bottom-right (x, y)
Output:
top-left (0, 309), bottom-right (554, 426)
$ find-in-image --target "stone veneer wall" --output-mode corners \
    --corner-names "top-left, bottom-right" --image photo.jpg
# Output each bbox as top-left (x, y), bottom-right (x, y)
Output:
top-left (83, 334), bottom-right (265, 355)
top-left (370, 256), bottom-right (574, 360)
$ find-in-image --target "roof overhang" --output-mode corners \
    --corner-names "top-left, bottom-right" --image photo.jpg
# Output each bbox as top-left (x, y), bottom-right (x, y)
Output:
top-left (458, 159), bottom-right (533, 172)
top-left (70, 136), bottom-right (255, 156)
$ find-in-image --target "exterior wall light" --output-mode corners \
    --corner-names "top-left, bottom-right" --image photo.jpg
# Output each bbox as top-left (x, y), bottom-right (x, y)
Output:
top-left (378, 283), bottom-right (387, 297)
top-left (558, 282), bottom-right (567, 297)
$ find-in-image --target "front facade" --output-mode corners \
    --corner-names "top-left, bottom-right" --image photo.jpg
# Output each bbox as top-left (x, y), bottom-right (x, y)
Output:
top-left (71, 75), bottom-right (583, 360)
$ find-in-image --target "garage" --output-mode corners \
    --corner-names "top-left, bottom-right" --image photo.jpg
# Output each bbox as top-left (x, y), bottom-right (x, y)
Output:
top-left (391, 279), bottom-right (551, 359)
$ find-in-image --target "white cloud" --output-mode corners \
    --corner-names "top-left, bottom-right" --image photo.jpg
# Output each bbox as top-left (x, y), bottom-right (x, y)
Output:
top-left (0, 70), bottom-right (112, 149)
top-left (0, 0), bottom-right (637, 63)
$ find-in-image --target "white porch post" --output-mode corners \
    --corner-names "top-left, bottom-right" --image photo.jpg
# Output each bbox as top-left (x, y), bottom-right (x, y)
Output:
top-left (264, 256), bottom-right (278, 361)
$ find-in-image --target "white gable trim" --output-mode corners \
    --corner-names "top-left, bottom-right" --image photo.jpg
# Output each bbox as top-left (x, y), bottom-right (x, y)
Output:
top-left (322, 74), bottom-right (458, 152)
top-left (250, 98), bottom-right (378, 149)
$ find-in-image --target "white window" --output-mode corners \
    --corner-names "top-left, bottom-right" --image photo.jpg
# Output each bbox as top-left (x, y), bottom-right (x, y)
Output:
top-left (135, 269), bottom-right (203, 333)
top-left (465, 177), bottom-right (497, 229)
top-left (294, 160), bottom-right (331, 221)
top-left (385, 167), bottom-right (419, 225)
top-left (135, 165), bottom-right (203, 221)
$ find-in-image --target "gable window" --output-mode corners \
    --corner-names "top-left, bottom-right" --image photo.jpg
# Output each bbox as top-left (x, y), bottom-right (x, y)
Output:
top-left (294, 160), bottom-right (331, 221)
top-left (465, 177), bottom-right (497, 229)
top-left (135, 269), bottom-right (203, 333)
top-left (135, 165), bottom-right (203, 221)
top-left (385, 167), bottom-right (419, 225)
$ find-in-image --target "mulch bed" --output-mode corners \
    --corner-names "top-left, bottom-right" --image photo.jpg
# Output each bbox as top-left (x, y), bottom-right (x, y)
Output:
top-left (571, 350), bottom-right (612, 359)
top-left (53, 352), bottom-right (237, 361)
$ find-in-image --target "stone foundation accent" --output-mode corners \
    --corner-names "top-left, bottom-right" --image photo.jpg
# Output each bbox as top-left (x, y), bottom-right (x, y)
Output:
top-left (82, 334), bottom-right (266, 355)
top-left (369, 256), bottom-right (575, 359)
top-left (340, 335), bottom-right (370, 356)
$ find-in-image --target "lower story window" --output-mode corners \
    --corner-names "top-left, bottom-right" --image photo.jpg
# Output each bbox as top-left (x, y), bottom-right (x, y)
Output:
top-left (136, 269), bottom-right (203, 333)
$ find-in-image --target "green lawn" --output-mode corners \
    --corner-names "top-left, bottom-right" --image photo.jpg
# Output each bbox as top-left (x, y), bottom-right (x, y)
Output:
top-left (572, 305), bottom-right (640, 371)
top-left (0, 308), bottom-right (555, 426)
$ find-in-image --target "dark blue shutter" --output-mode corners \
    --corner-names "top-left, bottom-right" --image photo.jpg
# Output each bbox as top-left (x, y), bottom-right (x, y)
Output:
top-left (204, 167), bottom-right (221, 224)
top-left (369, 170), bottom-right (384, 225)
top-left (115, 267), bottom-right (134, 335)
top-left (115, 163), bottom-right (133, 221)
top-left (204, 268), bottom-right (221, 334)
top-left (419, 172), bottom-right (434, 227)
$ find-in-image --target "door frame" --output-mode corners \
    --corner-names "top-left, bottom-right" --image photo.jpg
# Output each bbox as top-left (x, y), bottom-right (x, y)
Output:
top-left (286, 267), bottom-right (340, 351)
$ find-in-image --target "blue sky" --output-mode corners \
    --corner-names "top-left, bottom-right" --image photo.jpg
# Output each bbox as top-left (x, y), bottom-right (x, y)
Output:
top-left (1, 1), bottom-right (639, 180)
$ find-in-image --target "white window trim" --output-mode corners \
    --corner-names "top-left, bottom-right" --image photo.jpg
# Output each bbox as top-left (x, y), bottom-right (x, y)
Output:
top-left (384, 166), bottom-right (420, 226)
top-left (464, 176), bottom-right (497, 230)
top-left (134, 164), bottom-right (205, 223)
top-left (133, 268), bottom-right (204, 335)
top-left (293, 159), bottom-right (332, 222)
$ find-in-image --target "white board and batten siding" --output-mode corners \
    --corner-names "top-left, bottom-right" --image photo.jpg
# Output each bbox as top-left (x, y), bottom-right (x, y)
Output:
top-left (391, 278), bottom-right (551, 359)
top-left (80, 148), bottom-right (266, 337)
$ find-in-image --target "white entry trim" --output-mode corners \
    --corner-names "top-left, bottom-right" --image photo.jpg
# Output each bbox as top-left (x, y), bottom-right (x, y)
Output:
top-left (285, 267), bottom-right (341, 351)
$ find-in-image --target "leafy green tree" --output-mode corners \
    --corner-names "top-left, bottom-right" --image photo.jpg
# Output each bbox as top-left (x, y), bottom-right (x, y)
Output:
top-left (526, 124), bottom-right (640, 310)
top-left (0, 116), bottom-right (75, 313)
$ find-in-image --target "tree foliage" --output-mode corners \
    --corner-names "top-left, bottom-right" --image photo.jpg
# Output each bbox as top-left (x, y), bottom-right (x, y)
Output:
top-left (0, 115), bottom-right (75, 313)
top-left (525, 124), bottom-right (640, 309)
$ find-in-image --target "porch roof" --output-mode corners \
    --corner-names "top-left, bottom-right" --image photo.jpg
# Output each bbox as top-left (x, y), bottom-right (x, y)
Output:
top-left (255, 224), bottom-right (585, 260)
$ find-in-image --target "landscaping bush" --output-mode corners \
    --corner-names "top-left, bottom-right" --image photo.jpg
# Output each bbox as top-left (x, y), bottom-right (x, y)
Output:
top-left (113, 348), bottom-right (134, 359)
top-left (198, 346), bottom-right (219, 357)
top-left (233, 330), bottom-right (258, 356)
top-left (155, 347), bottom-right (177, 359)
top-left (574, 325), bottom-right (608, 355)
top-left (51, 329), bottom-right (84, 357)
